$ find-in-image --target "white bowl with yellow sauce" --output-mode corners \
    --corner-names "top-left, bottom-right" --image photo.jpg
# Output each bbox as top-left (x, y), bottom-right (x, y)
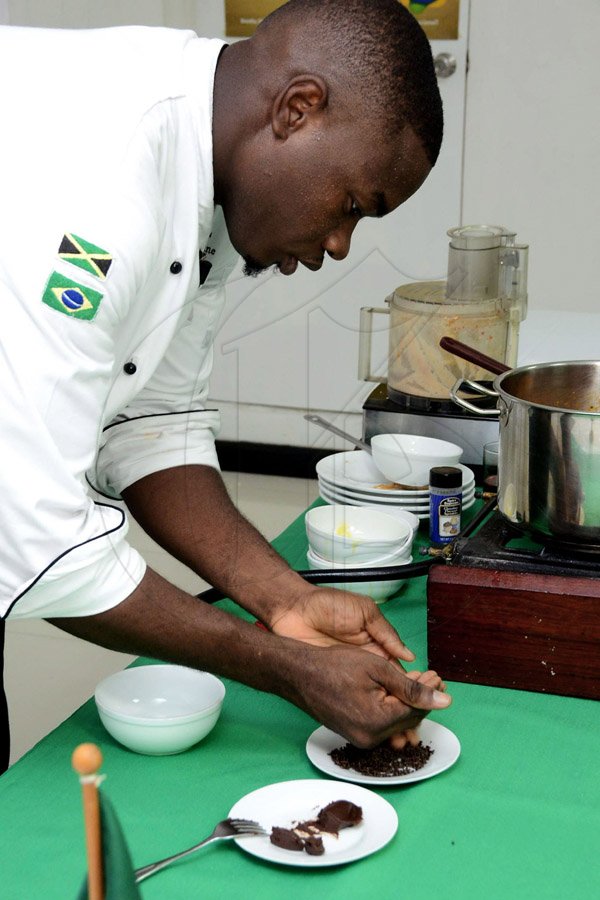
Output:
top-left (305, 504), bottom-right (413, 564)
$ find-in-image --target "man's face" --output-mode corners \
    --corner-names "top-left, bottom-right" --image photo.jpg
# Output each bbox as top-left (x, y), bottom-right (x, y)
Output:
top-left (222, 117), bottom-right (432, 277)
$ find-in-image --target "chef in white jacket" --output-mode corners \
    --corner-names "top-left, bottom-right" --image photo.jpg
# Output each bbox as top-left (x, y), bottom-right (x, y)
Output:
top-left (0, 0), bottom-right (449, 771)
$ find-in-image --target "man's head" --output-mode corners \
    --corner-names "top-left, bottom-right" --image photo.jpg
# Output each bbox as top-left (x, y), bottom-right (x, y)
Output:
top-left (212, 0), bottom-right (442, 276)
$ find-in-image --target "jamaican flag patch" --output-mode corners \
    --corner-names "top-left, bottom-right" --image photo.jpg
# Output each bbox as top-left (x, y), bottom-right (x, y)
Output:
top-left (42, 272), bottom-right (103, 321)
top-left (58, 232), bottom-right (113, 279)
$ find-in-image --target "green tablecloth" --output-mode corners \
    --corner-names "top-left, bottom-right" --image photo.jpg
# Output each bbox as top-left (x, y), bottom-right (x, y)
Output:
top-left (1, 506), bottom-right (599, 899)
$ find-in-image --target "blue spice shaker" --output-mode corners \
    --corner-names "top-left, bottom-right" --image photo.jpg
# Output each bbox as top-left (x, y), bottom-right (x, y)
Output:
top-left (429, 466), bottom-right (462, 545)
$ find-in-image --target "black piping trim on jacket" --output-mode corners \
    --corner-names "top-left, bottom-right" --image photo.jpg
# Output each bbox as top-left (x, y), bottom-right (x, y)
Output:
top-left (88, 409), bottom-right (221, 498)
top-left (85, 472), bottom-right (124, 502)
top-left (4, 502), bottom-right (127, 618)
top-left (101, 409), bottom-right (219, 434)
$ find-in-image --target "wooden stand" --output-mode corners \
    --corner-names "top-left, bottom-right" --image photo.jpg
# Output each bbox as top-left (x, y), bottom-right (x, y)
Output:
top-left (427, 563), bottom-right (600, 700)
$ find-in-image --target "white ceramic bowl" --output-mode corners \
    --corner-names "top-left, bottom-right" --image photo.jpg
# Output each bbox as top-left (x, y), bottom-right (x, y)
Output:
top-left (371, 434), bottom-right (462, 486)
top-left (305, 504), bottom-right (412, 564)
top-left (353, 505), bottom-right (420, 536)
top-left (306, 547), bottom-right (413, 603)
top-left (95, 665), bottom-right (225, 756)
top-left (307, 534), bottom-right (413, 567)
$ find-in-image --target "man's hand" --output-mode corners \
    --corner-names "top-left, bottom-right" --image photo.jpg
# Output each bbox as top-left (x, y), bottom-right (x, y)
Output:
top-left (387, 669), bottom-right (447, 749)
top-left (268, 584), bottom-right (416, 662)
top-left (268, 585), bottom-right (450, 746)
top-left (288, 642), bottom-right (451, 749)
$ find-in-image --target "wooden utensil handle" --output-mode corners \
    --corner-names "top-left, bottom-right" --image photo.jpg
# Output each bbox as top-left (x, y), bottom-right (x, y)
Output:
top-left (73, 743), bottom-right (104, 900)
top-left (440, 336), bottom-right (511, 376)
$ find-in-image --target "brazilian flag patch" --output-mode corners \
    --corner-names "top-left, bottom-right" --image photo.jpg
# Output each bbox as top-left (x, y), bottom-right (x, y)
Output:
top-left (41, 271), bottom-right (103, 321)
top-left (58, 232), bottom-right (113, 280)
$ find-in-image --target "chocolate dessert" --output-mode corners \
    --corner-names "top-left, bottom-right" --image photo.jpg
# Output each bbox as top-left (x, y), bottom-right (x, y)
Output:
top-left (315, 800), bottom-right (364, 834)
top-left (270, 826), bottom-right (306, 852)
top-left (330, 740), bottom-right (433, 776)
top-left (270, 799), bottom-right (362, 856)
top-left (303, 835), bottom-right (325, 856)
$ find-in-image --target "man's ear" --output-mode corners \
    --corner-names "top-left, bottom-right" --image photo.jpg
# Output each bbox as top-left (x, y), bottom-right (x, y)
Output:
top-left (271, 75), bottom-right (328, 139)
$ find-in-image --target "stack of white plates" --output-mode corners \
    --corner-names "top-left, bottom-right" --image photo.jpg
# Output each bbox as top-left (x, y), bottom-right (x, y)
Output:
top-left (316, 450), bottom-right (476, 520)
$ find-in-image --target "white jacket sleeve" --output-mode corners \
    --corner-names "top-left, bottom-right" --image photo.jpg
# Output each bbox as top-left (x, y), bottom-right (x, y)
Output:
top-left (0, 280), bottom-right (146, 620)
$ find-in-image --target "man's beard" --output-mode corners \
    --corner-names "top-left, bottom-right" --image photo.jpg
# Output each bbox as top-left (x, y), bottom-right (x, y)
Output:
top-left (243, 254), bottom-right (273, 277)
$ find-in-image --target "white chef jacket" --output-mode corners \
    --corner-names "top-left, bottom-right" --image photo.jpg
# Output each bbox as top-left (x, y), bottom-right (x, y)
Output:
top-left (0, 26), bottom-right (239, 619)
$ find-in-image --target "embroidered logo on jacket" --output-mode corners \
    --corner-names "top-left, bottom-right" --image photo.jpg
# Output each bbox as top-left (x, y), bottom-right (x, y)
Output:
top-left (58, 232), bottom-right (113, 279)
top-left (42, 272), bottom-right (103, 321)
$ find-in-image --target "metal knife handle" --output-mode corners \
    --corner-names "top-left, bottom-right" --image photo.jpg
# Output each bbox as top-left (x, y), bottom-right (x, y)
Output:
top-left (303, 414), bottom-right (372, 453)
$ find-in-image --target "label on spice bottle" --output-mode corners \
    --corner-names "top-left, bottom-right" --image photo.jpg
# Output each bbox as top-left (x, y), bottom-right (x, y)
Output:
top-left (429, 492), bottom-right (462, 545)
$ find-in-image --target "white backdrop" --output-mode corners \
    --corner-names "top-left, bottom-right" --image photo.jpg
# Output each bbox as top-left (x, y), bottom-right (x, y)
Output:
top-left (2, 0), bottom-right (225, 32)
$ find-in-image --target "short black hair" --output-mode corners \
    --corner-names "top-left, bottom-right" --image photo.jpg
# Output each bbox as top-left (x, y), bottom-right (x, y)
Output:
top-left (259, 0), bottom-right (443, 166)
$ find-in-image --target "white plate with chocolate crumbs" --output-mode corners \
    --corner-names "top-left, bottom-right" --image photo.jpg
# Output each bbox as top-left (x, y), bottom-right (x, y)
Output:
top-left (306, 720), bottom-right (461, 786)
top-left (228, 779), bottom-right (397, 867)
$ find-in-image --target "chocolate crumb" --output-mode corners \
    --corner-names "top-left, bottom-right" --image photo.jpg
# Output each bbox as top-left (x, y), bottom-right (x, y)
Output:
top-left (330, 740), bottom-right (433, 777)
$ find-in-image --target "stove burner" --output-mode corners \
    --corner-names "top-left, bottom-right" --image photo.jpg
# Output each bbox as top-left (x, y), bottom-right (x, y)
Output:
top-left (451, 509), bottom-right (600, 577)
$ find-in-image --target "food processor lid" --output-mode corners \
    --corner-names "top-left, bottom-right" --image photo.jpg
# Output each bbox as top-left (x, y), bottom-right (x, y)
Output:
top-left (447, 224), bottom-right (516, 251)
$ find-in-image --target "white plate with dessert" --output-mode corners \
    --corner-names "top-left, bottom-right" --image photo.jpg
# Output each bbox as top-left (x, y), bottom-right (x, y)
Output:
top-left (306, 720), bottom-right (461, 786)
top-left (228, 779), bottom-right (397, 867)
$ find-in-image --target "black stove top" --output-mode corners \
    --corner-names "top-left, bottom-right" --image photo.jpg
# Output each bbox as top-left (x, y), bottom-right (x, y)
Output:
top-left (452, 508), bottom-right (600, 578)
top-left (364, 381), bottom-right (498, 418)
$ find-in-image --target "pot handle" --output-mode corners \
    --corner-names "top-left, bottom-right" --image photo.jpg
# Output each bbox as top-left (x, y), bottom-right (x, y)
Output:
top-left (450, 378), bottom-right (501, 416)
top-left (358, 306), bottom-right (389, 383)
top-left (440, 336), bottom-right (511, 376)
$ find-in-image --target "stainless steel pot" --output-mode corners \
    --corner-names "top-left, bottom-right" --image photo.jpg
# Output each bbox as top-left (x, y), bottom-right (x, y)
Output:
top-left (449, 350), bottom-right (600, 549)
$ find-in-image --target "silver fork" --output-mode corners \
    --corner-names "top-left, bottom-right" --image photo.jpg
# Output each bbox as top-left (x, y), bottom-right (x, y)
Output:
top-left (134, 818), bottom-right (266, 883)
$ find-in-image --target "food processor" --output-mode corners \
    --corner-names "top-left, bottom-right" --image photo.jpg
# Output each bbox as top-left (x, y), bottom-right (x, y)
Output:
top-left (359, 225), bottom-right (529, 466)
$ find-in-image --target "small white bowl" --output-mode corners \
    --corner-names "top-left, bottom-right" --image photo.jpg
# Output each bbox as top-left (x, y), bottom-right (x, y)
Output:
top-left (307, 536), bottom-right (413, 567)
top-left (371, 434), bottom-right (462, 486)
top-left (305, 505), bottom-right (412, 564)
top-left (357, 505), bottom-right (420, 536)
top-left (306, 547), bottom-right (413, 604)
top-left (95, 665), bottom-right (225, 756)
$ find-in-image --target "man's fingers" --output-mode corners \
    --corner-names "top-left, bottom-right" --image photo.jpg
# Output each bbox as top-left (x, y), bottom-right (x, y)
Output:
top-left (418, 670), bottom-right (446, 690)
top-left (405, 669), bottom-right (422, 680)
top-left (406, 728), bottom-right (421, 746)
top-left (382, 665), bottom-right (452, 711)
top-left (388, 731), bottom-right (409, 749)
top-left (364, 606), bottom-right (415, 662)
top-left (389, 727), bottom-right (420, 749)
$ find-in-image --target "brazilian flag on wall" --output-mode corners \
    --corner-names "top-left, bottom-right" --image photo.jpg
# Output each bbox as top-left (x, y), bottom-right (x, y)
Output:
top-left (76, 792), bottom-right (141, 899)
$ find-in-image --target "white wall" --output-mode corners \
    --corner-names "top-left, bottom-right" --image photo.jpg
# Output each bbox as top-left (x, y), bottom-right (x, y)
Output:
top-left (463, 0), bottom-right (600, 313)
top-left (4, 0), bottom-right (226, 33)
